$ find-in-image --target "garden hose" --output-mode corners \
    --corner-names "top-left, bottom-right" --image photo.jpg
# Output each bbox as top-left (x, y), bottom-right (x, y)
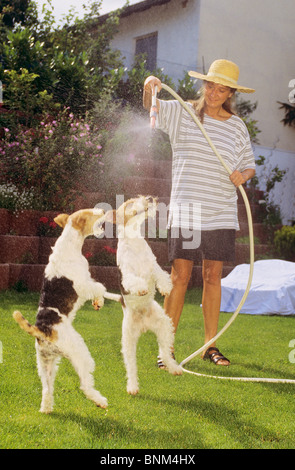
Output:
top-left (153, 83), bottom-right (295, 384)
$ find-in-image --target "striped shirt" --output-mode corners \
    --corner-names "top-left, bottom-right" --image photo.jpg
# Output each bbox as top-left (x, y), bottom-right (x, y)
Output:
top-left (156, 100), bottom-right (256, 231)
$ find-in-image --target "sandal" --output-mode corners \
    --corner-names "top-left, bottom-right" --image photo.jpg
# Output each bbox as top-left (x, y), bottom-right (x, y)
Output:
top-left (157, 353), bottom-right (175, 369)
top-left (203, 347), bottom-right (230, 366)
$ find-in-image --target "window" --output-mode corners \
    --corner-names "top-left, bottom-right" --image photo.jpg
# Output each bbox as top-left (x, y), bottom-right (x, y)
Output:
top-left (135, 32), bottom-right (158, 71)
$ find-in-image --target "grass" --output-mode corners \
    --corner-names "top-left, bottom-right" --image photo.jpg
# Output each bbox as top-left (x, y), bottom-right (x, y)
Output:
top-left (1, 288), bottom-right (295, 449)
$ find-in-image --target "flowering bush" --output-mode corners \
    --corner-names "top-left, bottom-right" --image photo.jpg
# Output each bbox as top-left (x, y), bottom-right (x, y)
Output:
top-left (86, 245), bottom-right (117, 266)
top-left (0, 183), bottom-right (36, 211)
top-left (37, 216), bottom-right (62, 237)
top-left (0, 108), bottom-right (105, 210)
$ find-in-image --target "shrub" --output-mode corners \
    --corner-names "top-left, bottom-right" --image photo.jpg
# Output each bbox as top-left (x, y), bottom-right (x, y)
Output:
top-left (274, 225), bottom-right (295, 261)
top-left (37, 216), bottom-right (62, 237)
top-left (86, 245), bottom-right (117, 266)
top-left (0, 182), bottom-right (36, 211)
top-left (0, 108), bottom-right (104, 210)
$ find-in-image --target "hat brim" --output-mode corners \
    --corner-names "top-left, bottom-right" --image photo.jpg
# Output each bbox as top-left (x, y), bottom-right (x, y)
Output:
top-left (188, 71), bottom-right (255, 93)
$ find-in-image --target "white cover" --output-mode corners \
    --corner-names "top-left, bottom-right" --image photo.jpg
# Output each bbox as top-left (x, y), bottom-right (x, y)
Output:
top-left (221, 260), bottom-right (295, 315)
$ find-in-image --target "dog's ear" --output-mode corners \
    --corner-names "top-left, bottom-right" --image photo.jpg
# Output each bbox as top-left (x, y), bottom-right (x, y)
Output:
top-left (71, 212), bottom-right (88, 232)
top-left (54, 214), bottom-right (69, 228)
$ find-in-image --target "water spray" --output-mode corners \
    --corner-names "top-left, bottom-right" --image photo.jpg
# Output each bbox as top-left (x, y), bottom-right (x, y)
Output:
top-left (150, 83), bottom-right (295, 384)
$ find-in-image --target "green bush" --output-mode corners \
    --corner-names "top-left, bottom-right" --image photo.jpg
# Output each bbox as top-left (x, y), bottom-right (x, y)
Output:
top-left (274, 225), bottom-right (295, 260)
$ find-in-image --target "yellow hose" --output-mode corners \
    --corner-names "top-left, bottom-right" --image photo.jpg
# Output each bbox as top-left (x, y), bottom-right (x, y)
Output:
top-left (159, 83), bottom-right (295, 384)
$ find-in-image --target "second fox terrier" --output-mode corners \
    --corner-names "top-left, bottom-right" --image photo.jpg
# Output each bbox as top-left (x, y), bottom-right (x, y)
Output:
top-left (106, 195), bottom-right (182, 395)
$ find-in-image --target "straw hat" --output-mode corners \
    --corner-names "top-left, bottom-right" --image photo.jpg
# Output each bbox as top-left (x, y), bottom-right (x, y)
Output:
top-left (188, 59), bottom-right (255, 93)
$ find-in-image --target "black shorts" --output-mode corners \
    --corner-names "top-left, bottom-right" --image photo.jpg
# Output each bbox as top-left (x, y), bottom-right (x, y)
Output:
top-left (168, 228), bottom-right (236, 263)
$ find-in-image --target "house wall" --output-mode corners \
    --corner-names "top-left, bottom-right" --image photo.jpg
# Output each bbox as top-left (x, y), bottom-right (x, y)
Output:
top-left (197, 0), bottom-right (295, 154)
top-left (110, 0), bottom-right (201, 85)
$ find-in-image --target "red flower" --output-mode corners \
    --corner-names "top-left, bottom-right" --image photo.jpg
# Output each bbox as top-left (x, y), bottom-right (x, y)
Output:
top-left (85, 252), bottom-right (93, 259)
top-left (39, 216), bottom-right (49, 224)
top-left (103, 245), bottom-right (117, 254)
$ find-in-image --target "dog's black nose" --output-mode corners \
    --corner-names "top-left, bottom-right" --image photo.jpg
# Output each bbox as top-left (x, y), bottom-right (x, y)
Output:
top-left (146, 195), bottom-right (155, 203)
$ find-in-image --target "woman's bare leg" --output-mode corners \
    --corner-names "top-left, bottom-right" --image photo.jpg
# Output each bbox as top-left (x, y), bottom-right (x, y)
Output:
top-left (164, 258), bottom-right (193, 334)
top-left (202, 259), bottom-right (229, 365)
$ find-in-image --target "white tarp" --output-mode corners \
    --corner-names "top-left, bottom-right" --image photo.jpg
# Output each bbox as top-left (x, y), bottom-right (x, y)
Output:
top-left (221, 259), bottom-right (295, 315)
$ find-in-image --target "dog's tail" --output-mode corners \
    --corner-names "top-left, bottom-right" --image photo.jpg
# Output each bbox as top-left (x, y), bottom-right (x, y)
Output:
top-left (13, 311), bottom-right (56, 341)
top-left (104, 292), bottom-right (122, 303)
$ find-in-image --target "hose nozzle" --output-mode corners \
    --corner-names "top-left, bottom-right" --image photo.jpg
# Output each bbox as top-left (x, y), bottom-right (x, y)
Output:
top-left (150, 85), bottom-right (158, 129)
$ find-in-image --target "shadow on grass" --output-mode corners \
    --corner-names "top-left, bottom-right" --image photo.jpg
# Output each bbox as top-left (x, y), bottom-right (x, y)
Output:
top-left (50, 388), bottom-right (283, 450)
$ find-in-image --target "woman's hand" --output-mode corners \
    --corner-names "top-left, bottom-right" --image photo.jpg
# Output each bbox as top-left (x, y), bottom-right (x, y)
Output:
top-left (144, 76), bottom-right (162, 95)
top-left (229, 168), bottom-right (256, 187)
top-left (143, 76), bottom-right (162, 110)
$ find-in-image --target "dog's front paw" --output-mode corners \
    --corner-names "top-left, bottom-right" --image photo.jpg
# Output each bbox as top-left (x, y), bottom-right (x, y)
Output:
top-left (92, 296), bottom-right (104, 310)
top-left (137, 289), bottom-right (148, 296)
top-left (124, 277), bottom-right (148, 297)
top-left (157, 275), bottom-right (173, 297)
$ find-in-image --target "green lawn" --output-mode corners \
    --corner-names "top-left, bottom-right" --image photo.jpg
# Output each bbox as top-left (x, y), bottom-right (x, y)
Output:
top-left (1, 288), bottom-right (295, 449)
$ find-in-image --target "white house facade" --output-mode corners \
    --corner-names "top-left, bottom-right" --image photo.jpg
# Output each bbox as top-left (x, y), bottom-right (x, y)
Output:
top-left (104, 0), bottom-right (295, 224)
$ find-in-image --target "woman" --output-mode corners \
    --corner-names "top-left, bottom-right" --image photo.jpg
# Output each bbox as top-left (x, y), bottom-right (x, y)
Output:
top-left (143, 59), bottom-right (256, 366)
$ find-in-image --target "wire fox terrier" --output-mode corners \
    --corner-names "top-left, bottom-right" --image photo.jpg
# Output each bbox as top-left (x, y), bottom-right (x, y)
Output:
top-left (13, 208), bottom-right (120, 413)
top-left (106, 195), bottom-right (182, 395)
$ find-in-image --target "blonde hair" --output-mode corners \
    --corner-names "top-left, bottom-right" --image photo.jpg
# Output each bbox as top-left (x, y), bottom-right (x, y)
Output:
top-left (191, 83), bottom-right (237, 123)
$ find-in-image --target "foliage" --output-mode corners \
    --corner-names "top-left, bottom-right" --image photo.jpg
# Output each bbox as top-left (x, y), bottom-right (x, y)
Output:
top-left (86, 245), bottom-right (117, 266)
top-left (37, 215), bottom-right (62, 237)
top-left (117, 54), bottom-right (175, 110)
top-left (0, 109), bottom-right (104, 210)
top-left (278, 101), bottom-right (295, 128)
top-left (0, 182), bottom-right (36, 211)
top-left (0, 0), bottom-right (31, 28)
top-left (247, 154), bottom-right (286, 228)
top-left (177, 71), bottom-right (198, 101)
top-left (0, 0), bottom-right (124, 128)
top-left (274, 225), bottom-right (295, 260)
top-left (235, 98), bottom-right (260, 144)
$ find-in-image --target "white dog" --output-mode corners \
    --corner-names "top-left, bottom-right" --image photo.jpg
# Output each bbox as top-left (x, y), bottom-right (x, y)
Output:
top-left (13, 208), bottom-right (120, 413)
top-left (106, 195), bottom-right (182, 395)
